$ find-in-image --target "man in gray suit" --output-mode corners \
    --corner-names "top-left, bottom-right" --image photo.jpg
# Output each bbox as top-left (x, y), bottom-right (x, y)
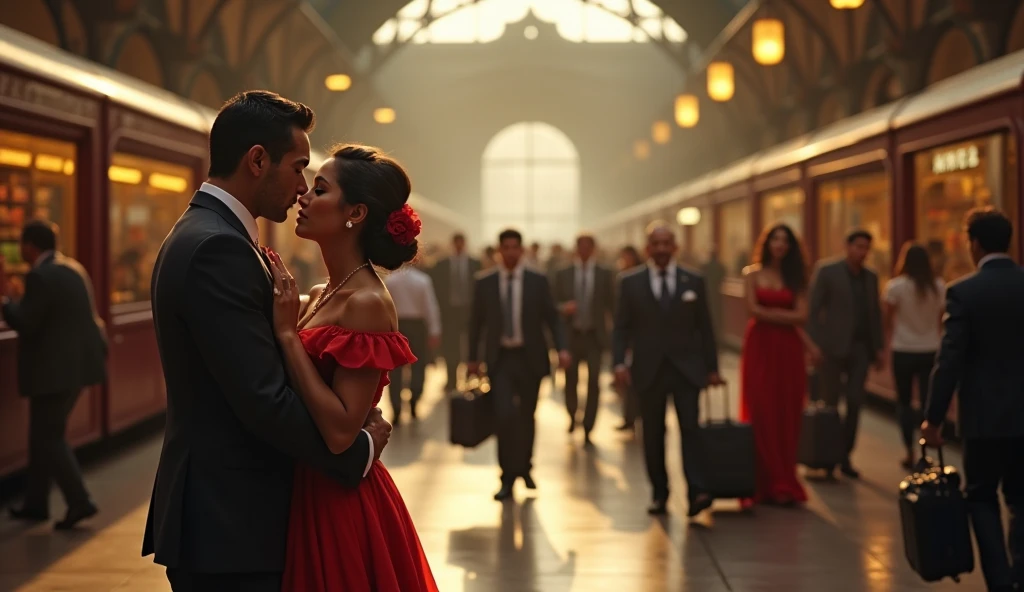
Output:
top-left (807, 229), bottom-right (884, 479)
top-left (553, 233), bottom-right (615, 444)
top-left (430, 233), bottom-right (481, 390)
top-left (0, 220), bottom-right (105, 529)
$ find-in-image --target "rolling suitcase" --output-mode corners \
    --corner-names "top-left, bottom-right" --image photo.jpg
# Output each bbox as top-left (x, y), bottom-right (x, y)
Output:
top-left (695, 385), bottom-right (755, 499)
top-left (448, 377), bottom-right (496, 448)
top-left (899, 442), bottom-right (974, 583)
top-left (798, 401), bottom-right (844, 470)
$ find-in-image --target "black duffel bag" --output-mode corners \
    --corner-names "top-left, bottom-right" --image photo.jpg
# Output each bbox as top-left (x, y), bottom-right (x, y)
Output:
top-left (449, 377), bottom-right (496, 448)
top-left (899, 441), bottom-right (974, 583)
top-left (695, 385), bottom-right (756, 499)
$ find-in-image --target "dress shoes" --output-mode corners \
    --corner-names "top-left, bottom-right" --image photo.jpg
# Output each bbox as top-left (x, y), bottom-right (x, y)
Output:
top-left (8, 506), bottom-right (48, 522)
top-left (687, 495), bottom-right (713, 518)
top-left (522, 474), bottom-right (537, 490)
top-left (55, 502), bottom-right (98, 530)
top-left (493, 484), bottom-right (514, 501)
top-left (647, 499), bottom-right (668, 515)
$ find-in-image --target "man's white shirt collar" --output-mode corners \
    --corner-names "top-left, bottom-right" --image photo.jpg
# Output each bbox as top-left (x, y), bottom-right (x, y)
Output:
top-left (978, 253), bottom-right (1012, 268)
top-left (201, 182), bottom-right (259, 244)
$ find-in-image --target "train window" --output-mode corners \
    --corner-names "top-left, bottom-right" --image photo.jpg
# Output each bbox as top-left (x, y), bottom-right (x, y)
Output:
top-left (719, 197), bottom-right (752, 278)
top-left (0, 129), bottom-right (77, 288)
top-left (818, 171), bottom-right (892, 285)
top-left (690, 206), bottom-right (715, 264)
top-left (108, 153), bottom-right (193, 308)
top-left (914, 133), bottom-right (1018, 283)
top-left (760, 186), bottom-right (804, 237)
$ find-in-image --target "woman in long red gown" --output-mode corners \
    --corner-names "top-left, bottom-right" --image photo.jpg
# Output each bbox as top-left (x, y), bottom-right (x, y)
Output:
top-left (267, 144), bottom-right (438, 591)
top-left (739, 224), bottom-right (820, 508)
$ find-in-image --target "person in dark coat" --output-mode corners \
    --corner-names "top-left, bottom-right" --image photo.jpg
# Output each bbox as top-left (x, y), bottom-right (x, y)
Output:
top-left (1, 220), bottom-right (106, 529)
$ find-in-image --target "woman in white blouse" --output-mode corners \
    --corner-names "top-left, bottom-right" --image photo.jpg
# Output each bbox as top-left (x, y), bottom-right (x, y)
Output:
top-left (883, 242), bottom-right (945, 469)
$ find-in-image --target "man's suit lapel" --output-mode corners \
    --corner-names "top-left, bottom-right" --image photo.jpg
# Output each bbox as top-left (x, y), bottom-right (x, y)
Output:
top-left (190, 191), bottom-right (272, 285)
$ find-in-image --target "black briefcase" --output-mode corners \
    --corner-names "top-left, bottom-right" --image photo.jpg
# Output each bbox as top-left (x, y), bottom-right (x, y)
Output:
top-left (695, 385), bottom-right (756, 499)
top-left (899, 443), bottom-right (974, 583)
top-left (798, 401), bottom-right (844, 470)
top-left (448, 378), bottom-right (496, 448)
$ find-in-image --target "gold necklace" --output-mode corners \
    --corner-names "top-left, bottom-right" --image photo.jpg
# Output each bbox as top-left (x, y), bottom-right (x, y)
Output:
top-left (310, 262), bottom-right (370, 317)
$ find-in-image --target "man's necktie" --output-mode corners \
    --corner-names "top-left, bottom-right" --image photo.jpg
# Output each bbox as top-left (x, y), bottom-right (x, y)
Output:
top-left (576, 267), bottom-right (591, 329)
top-left (502, 274), bottom-right (515, 339)
top-left (659, 269), bottom-right (672, 310)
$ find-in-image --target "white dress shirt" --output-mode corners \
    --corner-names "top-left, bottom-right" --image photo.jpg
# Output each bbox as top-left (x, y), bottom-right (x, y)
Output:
top-left (498, 264), bottom-right (525, 348)
top-left (648, 261), bottom-right (677, 299)
top-left (201, 182), bottom-right (260, 244)
top-left (201, 183), bottom-right (374, 476)
top-left (385, 268), bottom-right (442, 338)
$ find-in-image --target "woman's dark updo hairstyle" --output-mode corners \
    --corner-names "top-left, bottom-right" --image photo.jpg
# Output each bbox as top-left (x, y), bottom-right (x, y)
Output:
top-left (329, 143), bottom-right (417, 271)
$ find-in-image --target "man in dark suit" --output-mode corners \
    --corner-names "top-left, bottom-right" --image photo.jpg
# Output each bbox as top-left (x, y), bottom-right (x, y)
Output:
top-left (553, 233), bottom-right (615, 444)
top-left (612, 223), bottom-right (722, 517)
top-left (922, 208), bottom-right (1024, 592)
top-left (0, 220), bottom-right (105, 529)
top-left (807, 229), bottom-right (884, 479)
top-left (144, 91), bottom-right (392, 592)
top-left (430, 233), bottom-right (480, 390)
top-left (468, 228), bottom-right (569, 501)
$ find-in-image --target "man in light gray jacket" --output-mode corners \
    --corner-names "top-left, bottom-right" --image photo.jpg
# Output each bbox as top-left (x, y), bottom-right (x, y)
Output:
top-left (807, 229), bottom-right (884, 480)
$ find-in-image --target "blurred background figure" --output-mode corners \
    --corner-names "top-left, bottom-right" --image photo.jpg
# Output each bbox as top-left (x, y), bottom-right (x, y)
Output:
top-left (385, 262), bottom-right (442, 425)
top-left (1, 220), bottom-right (105, 529)
top-left (701, 247), bottom-right (726, 344)
top-left (614, 245), bottom-right (642, 432)
top-left (553, 233), bottom-right (615, 445)
top-left (883, 242), bottom-right (945, 470)
top-left (429, 233), bottom-right (480, 391)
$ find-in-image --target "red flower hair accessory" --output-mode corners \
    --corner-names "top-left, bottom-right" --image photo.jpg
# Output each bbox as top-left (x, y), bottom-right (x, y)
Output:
top-left (385, 203), bottom-right (422, 246)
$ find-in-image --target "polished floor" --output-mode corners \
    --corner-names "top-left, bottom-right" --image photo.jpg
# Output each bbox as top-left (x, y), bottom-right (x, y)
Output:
top-left (0, 353), bottom-right (991, 591)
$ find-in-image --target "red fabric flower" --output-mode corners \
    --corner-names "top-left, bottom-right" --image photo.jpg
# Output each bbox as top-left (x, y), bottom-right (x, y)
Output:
top-left (385, 203), bottom-right (422, 246)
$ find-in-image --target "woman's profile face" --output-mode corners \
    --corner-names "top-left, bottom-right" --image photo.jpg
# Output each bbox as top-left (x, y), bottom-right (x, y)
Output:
top-left (295, 159), bottom-right (347, 241)
top-left (768, 228), bottom-right (790, 260)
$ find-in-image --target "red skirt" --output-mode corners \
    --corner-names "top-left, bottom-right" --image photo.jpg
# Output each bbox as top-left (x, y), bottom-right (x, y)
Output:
top-left (282, 461), bottom-right (438, 591)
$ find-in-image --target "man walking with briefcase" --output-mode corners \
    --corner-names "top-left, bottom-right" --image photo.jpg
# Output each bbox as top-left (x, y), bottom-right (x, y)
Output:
top-left (923, 208), bottom-right (1024, 592)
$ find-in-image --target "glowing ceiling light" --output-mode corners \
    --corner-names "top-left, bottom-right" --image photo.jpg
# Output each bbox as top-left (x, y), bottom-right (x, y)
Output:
top-left (752, 18), bottom-right (784, 65)
top-left (324, 74), bottom-right (352, 91)
top-left (633, 139), bottom-right (650, 160)
top-left (149, 172), bottom-right (189, 193)
top-left (707, 61), bottom-right (734, 102)
top-left (674, 94), bottom-right (699, 128)
top-left (830, 0), bottom-right (865, 9)
top-left (651, 121), bottom-right (671, 145)
top-left (374, 108), bottom-right (396, 124)
top-left (108, 165), bottom-right (142, 184)
top-left (677, 207), bottom-right (701, 226)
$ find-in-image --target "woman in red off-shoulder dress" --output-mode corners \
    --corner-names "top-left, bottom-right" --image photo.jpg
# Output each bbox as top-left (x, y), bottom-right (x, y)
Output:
top-left (739, 224), bottom-right (820, 509)
top-left (265, 144), bottom-right (438, 591)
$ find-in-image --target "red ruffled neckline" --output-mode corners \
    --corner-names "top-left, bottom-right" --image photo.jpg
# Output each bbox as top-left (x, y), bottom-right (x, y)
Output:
top-left (298, 325), bottom-right (416, 371)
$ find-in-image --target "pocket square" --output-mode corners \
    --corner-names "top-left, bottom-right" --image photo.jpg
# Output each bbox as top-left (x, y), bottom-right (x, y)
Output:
top-left (681, 290), bottom-right (698, 302)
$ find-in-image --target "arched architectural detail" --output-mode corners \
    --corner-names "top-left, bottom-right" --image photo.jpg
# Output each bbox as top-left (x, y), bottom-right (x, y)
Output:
top-left (481, 122), bottom-right (579, 245)
top-left (184, 67), bottom-right (224, 109)
top-left (817, 92), bottom-right (847, 128)
top-left (60, 0), bottom-right (89, 56)
top-left (1006, 3), bottom-right (1024, 54)
top-left (862, 62), bottom-right (894, 110)
top-left (5, 0), bottom-right (60, 46)
top-left (927, 26), bottom-right (983, 86)
top-left (111, 30), bottom-right (166, 88)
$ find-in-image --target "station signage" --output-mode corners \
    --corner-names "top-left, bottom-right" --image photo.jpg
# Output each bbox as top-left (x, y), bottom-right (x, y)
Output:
top-left (932, 144), bottom-right (980, 174)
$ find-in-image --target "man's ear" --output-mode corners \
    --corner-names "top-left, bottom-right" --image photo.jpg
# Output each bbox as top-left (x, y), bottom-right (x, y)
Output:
top-left (246, 145), bottom-right (268, 177)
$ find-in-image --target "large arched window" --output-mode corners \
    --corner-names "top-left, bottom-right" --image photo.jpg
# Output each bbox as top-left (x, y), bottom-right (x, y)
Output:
top-left (481, 122), bottom-right (579, 245)
top-left (374, 0), bottom-right (687, 45)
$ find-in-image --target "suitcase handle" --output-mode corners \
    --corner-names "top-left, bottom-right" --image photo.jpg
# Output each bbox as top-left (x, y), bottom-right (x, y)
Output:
top-left (701, 384), bottom-right (734, 423)
top-left (918, 438), bottom-right (946, 472)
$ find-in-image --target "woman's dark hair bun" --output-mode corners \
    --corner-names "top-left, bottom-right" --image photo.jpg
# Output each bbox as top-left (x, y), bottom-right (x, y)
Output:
top-left (329, 143), bottom-right (418, 271)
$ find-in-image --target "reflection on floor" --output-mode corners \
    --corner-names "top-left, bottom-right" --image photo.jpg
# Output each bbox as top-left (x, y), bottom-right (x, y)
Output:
top-left (0, 353), bottom-right (988, 591)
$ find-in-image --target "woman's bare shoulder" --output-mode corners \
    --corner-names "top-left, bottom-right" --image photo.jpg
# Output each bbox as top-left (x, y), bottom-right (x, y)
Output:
top-left (337, 287), bottom-right (397, 333)
top-left (308, 283), bottom-right (328, 300)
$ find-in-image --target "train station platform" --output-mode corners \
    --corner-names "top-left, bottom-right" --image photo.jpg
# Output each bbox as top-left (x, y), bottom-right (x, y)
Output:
top-left (0, 353), bottom-right (987, 591)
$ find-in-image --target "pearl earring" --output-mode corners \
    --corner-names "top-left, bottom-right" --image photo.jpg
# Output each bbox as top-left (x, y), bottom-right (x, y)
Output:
top-left (346, 221), bottom-right (353, 228)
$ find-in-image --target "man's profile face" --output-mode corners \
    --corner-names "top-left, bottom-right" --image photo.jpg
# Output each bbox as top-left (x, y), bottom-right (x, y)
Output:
top-left (254, 127), bottom-right (311, 223)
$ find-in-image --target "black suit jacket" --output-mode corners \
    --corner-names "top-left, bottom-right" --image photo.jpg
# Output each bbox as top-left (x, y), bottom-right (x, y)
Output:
top-left (925, 257), bottom-right (1024, 439)
top-left (467, 267), bottom-right (565, 379)
top-left (552, 263), bottom-right (615, 346)
top-left (142, 191), bottom-right (372, 573)
top-left (2, 252), bottom-right (106, 396)
top-left (612, 265), bottom-right (719, 393)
